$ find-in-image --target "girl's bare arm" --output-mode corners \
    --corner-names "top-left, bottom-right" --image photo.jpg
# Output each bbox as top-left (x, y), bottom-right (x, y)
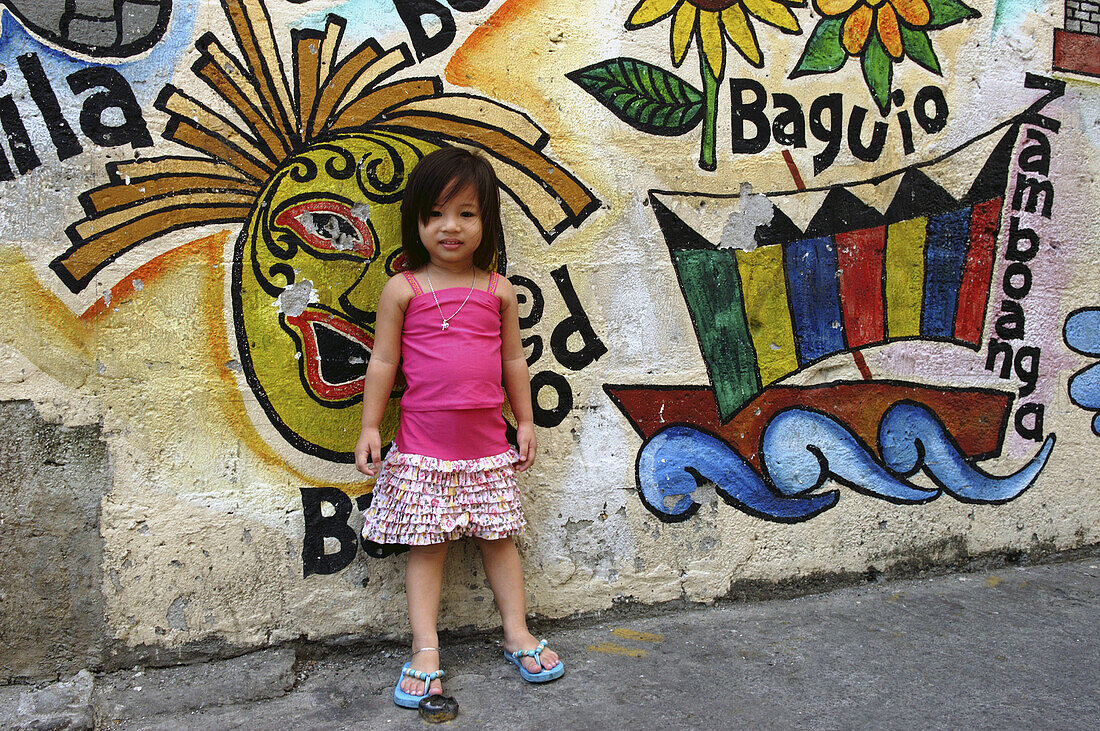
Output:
top-left (355, 275), bottom-right (409, 475)
top-left (498, 277), bottom-right (537, 471)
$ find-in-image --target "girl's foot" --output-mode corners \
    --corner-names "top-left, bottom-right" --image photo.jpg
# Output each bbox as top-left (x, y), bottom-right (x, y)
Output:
top-left (503, 632), bottom-right (560, 675)
top-left (401, 647), bottom-right (442, 696)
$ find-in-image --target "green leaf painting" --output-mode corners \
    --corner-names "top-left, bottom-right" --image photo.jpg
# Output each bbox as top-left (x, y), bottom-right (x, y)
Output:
top-left (790, 17), bottom-right (847, 78)
top-left (567, 58), bottom-right (705, 137)
top-left (900, 25), bottom-right (941, 75)
top-left (927, 0), bottom-right (981, 29)
top-left (862, 33), bottom-right (893, 115)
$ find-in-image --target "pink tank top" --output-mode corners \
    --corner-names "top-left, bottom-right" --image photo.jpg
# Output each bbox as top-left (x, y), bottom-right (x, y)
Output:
top-left (399, 271), bottom-right (504, 412)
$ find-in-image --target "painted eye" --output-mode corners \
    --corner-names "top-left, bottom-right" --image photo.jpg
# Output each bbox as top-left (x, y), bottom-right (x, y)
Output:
top-left (275, 201), bottom-right (376, 258)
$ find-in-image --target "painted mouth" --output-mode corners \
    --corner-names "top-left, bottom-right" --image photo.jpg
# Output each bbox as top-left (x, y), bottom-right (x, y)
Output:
top-left (284, 308), bottom-right (373, 401)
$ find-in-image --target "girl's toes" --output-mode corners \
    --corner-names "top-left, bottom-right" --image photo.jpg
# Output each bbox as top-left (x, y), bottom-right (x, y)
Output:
top-left (541, 650), bottom-right (559, 669)
top-left (522, 656), bottom-right (541, 674)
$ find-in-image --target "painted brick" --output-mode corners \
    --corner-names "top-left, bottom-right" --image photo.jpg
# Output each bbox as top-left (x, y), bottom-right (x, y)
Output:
top-left (1083, 20), bottom-right (1099, 33)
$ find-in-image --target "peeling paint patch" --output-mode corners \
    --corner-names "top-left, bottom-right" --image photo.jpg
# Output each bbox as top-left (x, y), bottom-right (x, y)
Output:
top-left (305, 210), bottom-right (362, 251)
top-left (718, 183), bottom-right (773, 252)
top-left (167, 596), bottom-right (190, 631)
top-left (273, 280), bottom-right (317, 317)
top-left (350, 202), bottom-right (372, 224)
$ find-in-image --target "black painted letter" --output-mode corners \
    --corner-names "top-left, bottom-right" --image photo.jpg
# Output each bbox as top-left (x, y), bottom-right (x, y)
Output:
top-left (771, 93), bottom-right (806, 148)
top-left (730, 78), bottom-right (769, 154)
top-left (17, 53), bottom-right (82, 160)
top-left (549, 265), bottom-right (607, 371)
top-left (0, 95), bottom-right (40, 174)
top-left (1014, 402), bottom-right (1044, 442)
top-left (67, 67), bottom-right (153, 149)
top-left (530, 370), bottom-right (572, 428)
top-left (847, 105), bottom-right (887, 162)
top-left (913, 86), bottom-right (948, 134)
top-left (301, 487), bottom-right (358, 576)
top-left (393, 0), bottom-right (457, 62)
top-left (809, 93), bottom-right (842, 175)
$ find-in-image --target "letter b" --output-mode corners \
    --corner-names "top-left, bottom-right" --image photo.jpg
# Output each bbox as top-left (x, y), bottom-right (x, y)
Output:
top-left (301, 487), bottom-right (358, 576)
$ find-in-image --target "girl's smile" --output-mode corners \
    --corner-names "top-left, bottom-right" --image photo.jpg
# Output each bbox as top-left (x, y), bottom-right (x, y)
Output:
top-left (419, 183), bottom-right (483, 270)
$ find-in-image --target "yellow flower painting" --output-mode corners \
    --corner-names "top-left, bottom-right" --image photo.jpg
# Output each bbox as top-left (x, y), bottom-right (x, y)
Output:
top-left (568, 0), bottom-right (805, 170)
top-left (791, 0), bottom-right (979, 113)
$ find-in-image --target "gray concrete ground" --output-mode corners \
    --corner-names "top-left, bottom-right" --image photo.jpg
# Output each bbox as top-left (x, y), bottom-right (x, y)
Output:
top-left (3, 551), bottom-right (1097, 730)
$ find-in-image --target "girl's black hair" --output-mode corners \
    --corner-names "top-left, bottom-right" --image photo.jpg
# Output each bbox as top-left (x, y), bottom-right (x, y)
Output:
top-left (400, 147), bottom-right (503, 271)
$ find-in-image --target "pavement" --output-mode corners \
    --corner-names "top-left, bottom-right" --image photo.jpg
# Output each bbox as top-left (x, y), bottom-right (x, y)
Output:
top-left (3, 550), bottom-right (1098, 730)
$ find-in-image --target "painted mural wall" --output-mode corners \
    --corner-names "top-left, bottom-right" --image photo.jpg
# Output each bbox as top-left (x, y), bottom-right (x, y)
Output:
top-left (1, 0), bottom-right (1097, 678)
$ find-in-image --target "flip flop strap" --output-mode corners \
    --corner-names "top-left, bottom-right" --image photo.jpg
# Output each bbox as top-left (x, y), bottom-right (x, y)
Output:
top-left (402, 667), bottom-right (445, 683)
top-left (510, 639), bottom-right (548, 666)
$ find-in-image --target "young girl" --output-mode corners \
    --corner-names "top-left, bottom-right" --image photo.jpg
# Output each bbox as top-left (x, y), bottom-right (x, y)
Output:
top-left (356, 148), bottom-right (564, 708)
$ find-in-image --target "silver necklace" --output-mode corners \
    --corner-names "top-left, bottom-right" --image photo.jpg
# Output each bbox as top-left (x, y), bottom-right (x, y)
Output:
top-left (425, 269), bottom-right (476, 331)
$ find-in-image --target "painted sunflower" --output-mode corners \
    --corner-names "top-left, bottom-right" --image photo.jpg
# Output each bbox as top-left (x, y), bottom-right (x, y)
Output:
top-left (627, 0), bottom-right (804, 76)
top-left (624, 0), bottom-right (803, 169)
top-left (818, 0), bottom-right (930, 59)
top-left (791, 0), bottom-right (979, 114)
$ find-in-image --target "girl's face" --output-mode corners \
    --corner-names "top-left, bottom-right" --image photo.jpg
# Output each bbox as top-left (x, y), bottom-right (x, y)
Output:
top-left (418, 183), bottom-right (483, 269)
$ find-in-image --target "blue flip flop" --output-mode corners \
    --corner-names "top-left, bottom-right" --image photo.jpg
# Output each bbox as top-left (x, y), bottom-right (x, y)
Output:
top-left (504, 639), bottom-right (564, 683)
top-left (393, 648), bottom-right (445, 708)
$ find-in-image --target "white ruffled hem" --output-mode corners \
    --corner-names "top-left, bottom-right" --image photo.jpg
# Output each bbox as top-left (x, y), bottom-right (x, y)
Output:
top-left (362, 446), bottom-right (526, 545)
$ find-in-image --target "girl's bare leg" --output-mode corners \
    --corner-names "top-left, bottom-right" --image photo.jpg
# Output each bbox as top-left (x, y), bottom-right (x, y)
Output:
top-left (475, 537), bottom-right (560, 674)
top-left (403, 542), bottom-right (449, 695)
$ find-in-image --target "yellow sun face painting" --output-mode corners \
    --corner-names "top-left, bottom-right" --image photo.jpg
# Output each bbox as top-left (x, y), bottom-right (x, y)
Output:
top-left (236, 132), bottom-right (438, 460)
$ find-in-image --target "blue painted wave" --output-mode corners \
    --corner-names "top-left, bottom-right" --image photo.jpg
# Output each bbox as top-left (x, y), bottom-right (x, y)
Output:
top-left (1064, 308), bottom-right (1100, 436)
top-left (636, 426), bottom-right (838, 522)
top-left (761, 409), bottom-right (939, 503)
top-left (636, 403), bottom-right (1053, 522)
top-left (879, 402), bottom-right (1054, 504)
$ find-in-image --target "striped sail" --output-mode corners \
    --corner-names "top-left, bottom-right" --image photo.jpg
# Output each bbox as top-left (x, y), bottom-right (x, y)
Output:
top-left (652, 124), bottom-right (1018, 422)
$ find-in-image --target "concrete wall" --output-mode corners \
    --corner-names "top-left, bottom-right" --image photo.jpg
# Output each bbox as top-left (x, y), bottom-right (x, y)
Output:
top-left (1, 0), bottom-right (1098, 681)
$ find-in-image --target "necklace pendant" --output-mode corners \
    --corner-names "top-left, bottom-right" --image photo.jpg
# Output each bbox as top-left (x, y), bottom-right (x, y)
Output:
top-left (441, 321), bottom-right (449, 331)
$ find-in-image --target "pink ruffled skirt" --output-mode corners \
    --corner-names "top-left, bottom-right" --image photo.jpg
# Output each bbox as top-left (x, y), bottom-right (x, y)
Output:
top-left (361, 447), bottom-right (527, 545)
